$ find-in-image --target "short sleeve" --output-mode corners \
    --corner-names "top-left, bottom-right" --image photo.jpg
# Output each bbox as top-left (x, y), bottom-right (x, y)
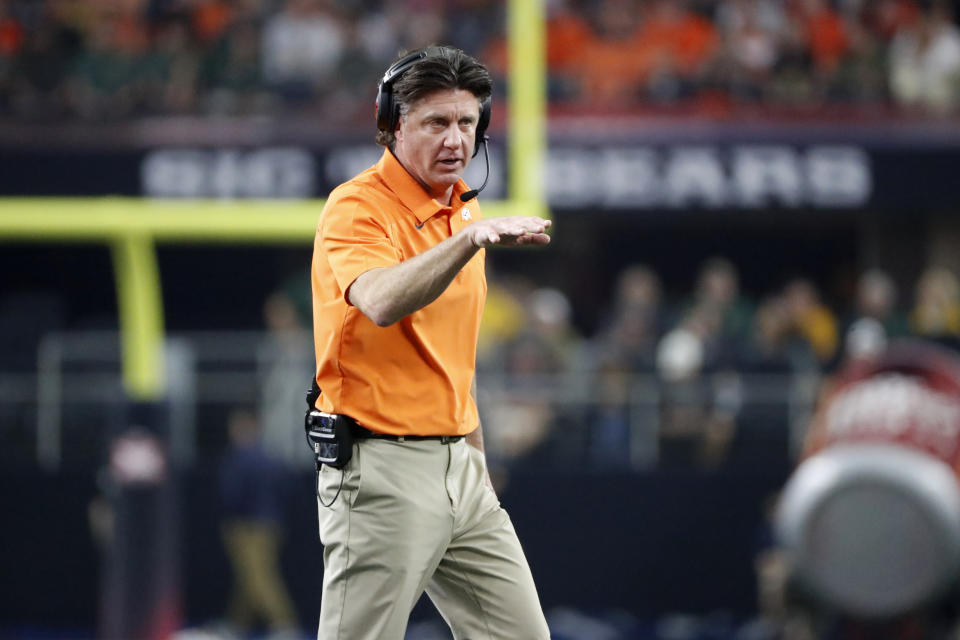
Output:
top-left (319, 192), bottom-right (401, 295)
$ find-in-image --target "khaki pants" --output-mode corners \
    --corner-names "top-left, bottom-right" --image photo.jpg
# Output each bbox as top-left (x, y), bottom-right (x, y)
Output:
top-left (316, 437), bottom-right (549, 640)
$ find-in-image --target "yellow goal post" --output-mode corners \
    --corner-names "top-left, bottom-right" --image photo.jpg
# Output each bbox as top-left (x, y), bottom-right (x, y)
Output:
top-left (0, 0), bottom-right (548, 400)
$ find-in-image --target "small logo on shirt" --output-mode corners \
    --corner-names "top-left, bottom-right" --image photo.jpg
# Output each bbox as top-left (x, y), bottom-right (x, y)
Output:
top-left (415, 222), bottom-right (425, 230)
top-left (461, 208), bottom-right (472, 222)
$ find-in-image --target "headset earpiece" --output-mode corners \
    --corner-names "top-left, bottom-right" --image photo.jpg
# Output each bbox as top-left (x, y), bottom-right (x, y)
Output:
top-left (473, 95), bottom-right (491, 158)
top-left (376, 49), bottom-right (430, 134)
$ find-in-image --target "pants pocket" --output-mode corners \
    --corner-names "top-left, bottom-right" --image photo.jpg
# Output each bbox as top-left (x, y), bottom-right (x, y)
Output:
top-left (317, 443), bottom-right (363, 543)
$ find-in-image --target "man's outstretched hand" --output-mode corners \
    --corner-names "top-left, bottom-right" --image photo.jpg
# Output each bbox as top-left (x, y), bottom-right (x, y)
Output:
top-left (467, 217), bottom-right (552, 248)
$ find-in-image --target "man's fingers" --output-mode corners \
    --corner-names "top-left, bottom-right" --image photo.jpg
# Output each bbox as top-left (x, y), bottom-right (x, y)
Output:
top-left (503, 233), bottom-right (550, 246)
top-left (525, 233), bottom-right (551, 245)
top-left (473, 217), bottom-right (551, 247)
top-left (517, 220), bottom-right (546, 232)
top-left (519, 217), bottom-right (550, 232)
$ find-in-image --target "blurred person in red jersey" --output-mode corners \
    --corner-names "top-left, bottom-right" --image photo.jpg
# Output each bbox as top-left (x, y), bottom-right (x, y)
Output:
top-left (772, 0), bottom-right (851, 101)
top-left (190, 0), bottom-right (234, 45)
top-left (0, 0), bottom-right (23, 58)
top-left (829, 0), bottom-right (892, 102)
top-left (0, 0), bottom-right (23, 111)
top-left (868, 0), bottom-right (922, 42)
top-left (638, 0), bottom-right (719, 101)
top-left (545, 0), bottom-right (594, 100)
top-left (481, 0), bottom-right (593, 101)
top-left (794, 0), bottom-right (852, 76)
top-left (568, 0), bottom-right (649, 106)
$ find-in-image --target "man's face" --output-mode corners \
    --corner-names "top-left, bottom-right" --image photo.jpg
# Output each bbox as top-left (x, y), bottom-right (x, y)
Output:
top-left (393, 88), bottom-right (480, 202)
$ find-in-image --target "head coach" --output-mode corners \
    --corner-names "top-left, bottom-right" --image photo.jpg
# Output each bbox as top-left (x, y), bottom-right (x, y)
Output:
top-left (307, 45), bottom-right (552, 639)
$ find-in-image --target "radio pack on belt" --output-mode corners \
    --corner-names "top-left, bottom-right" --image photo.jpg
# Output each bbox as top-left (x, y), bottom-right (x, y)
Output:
top-left (305, 410), bottom-right (354, 469)
top-left (304, 380), bottom-right (354, 470)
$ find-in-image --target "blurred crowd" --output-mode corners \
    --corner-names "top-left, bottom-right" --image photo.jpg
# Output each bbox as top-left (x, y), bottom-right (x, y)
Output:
top-left (472, 260), bottom-right (960, 473)
top-left (534, 0), bottom-right (960, 112)
top-left (249, 257), bottom-right (960, 477)
top-left (2, 0), bottom-right (960, 121)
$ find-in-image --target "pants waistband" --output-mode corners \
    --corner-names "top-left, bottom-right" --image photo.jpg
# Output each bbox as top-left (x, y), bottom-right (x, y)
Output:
top-left (350, 423), bottom-right (463, 444)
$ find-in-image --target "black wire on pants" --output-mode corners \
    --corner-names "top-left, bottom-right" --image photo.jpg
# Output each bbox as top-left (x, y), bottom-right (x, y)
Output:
top-left (316, 465), bottom-right (344, 508)
top-left (307, 429), bottom-right (345, 508)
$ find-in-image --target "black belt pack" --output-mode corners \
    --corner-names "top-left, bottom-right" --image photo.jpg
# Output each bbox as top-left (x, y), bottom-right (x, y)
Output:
top-left (305, 410), bottom-right (354, 470)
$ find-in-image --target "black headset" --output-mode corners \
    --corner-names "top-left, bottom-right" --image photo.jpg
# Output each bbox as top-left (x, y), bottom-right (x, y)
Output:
top-left (376, 46), bottom-right (491, 158)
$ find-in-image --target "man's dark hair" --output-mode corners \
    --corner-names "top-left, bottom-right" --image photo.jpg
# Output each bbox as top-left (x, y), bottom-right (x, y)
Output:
top-left (376, 46), bottom-right (492, 149)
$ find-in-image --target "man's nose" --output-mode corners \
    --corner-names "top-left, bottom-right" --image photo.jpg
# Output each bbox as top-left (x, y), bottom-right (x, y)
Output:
top-left (442, 125), bottom-right (464, 148)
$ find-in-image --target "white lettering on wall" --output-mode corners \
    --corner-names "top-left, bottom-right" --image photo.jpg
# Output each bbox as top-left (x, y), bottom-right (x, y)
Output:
top-left (733, 146), bottom-right (803, 208)
top-left (544, 144), bottom-right (872, 209)
top-left (805, 146), bottom-right (872, 207)
top-left (142, 148), bottom-right (315, 198)
top-left (664, 147), bottom-right (729, 208)
top-left (140, 144), bottom-right (872, 208)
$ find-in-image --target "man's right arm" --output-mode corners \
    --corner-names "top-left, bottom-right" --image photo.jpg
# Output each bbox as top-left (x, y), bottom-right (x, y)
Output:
top-left (348, 216), bottom-right (551, 327)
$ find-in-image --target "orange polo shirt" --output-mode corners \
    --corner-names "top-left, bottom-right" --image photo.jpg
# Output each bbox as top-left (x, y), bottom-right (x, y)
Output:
top-left (311, 149), bottom-right (486, 436)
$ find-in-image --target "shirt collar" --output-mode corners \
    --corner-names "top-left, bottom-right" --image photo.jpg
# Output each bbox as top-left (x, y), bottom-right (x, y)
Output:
top-left (377, 149), bottom-right (470, 224)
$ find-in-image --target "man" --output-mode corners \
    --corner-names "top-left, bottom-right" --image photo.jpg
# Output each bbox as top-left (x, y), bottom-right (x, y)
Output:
top-left (309, 46), bottom-right (552, 639)
top-left (219, 409), bottom-right (298, 636)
